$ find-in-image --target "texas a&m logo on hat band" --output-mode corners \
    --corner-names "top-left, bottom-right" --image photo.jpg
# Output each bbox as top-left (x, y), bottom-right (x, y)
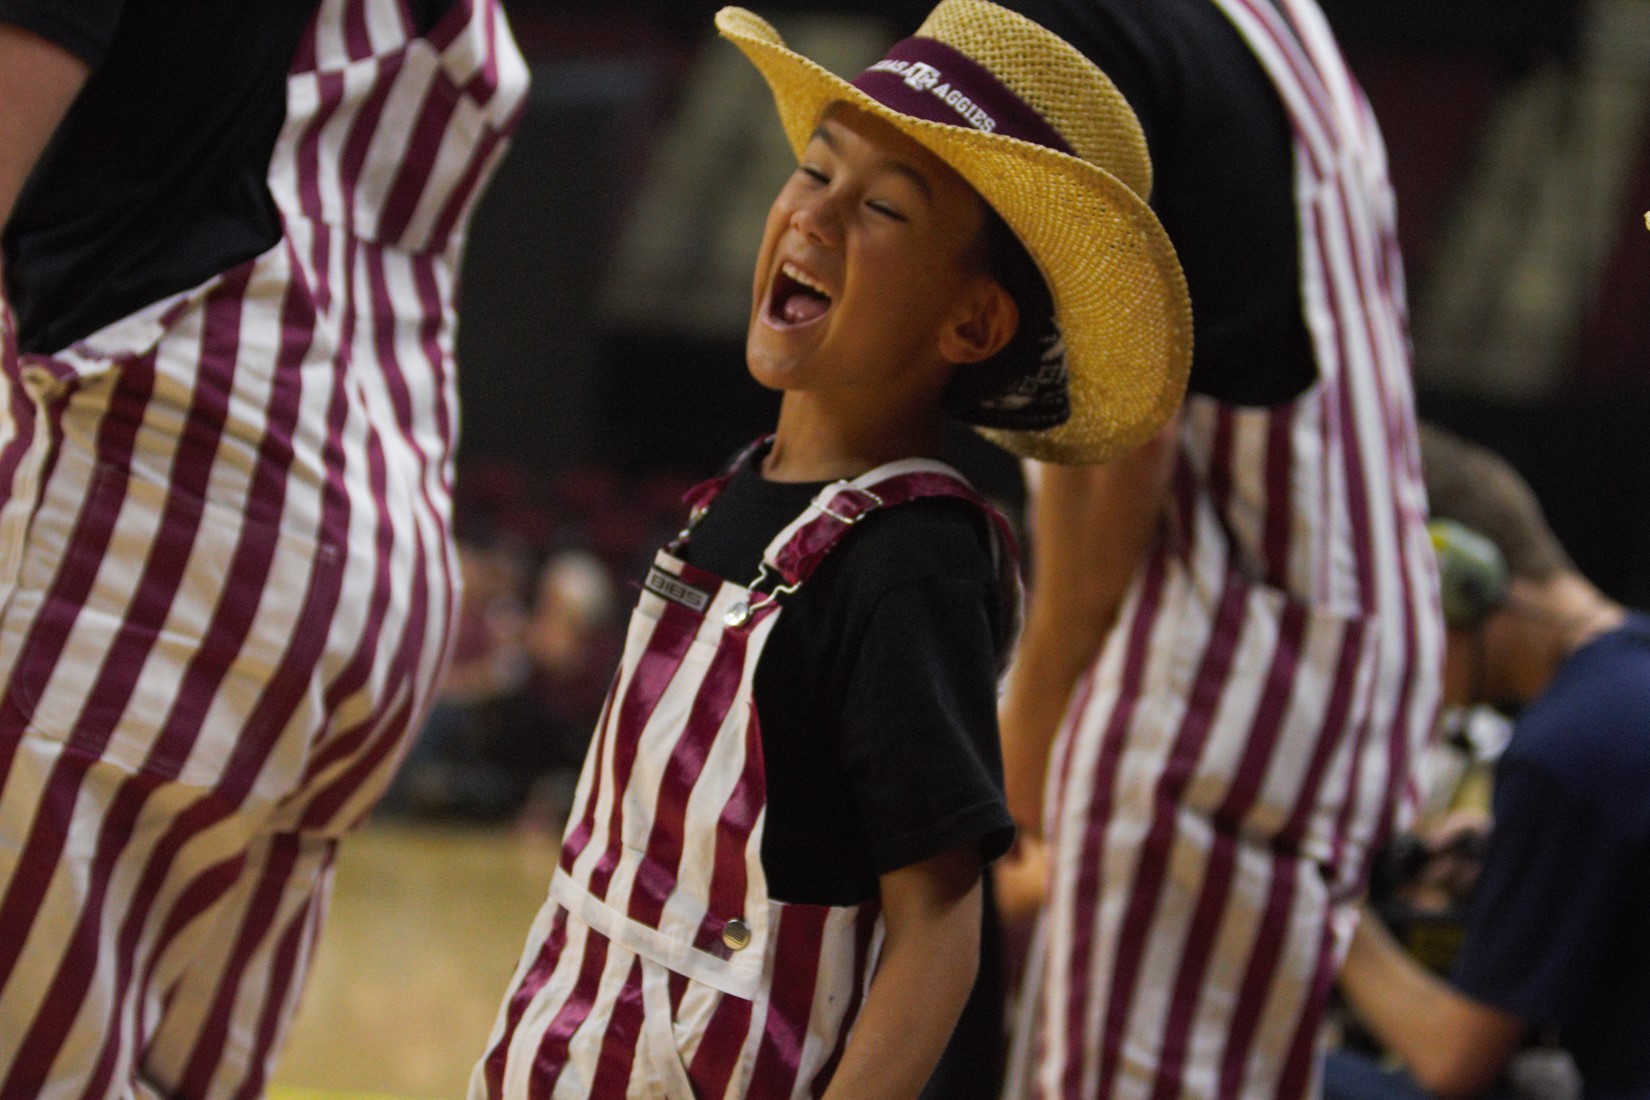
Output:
top-left (851, 36), bottom-right (1075, 156)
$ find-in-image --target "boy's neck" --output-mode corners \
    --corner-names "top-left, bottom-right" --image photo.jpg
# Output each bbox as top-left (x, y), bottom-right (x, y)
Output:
top-left (763, 392), bottom-right (947, 483)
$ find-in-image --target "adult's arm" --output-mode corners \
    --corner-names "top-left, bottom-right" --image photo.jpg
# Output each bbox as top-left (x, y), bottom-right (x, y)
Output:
top-left (1339, 905), bottom-right (1525, 1100)
top-left (997, 417), bottom-right (1177, 835)
top-left (0, 22), bottom-right (88, 229)
top-left (821, 846), bottom-right (983, 1100)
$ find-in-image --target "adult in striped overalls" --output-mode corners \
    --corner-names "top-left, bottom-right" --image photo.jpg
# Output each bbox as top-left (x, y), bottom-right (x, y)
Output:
top-left (998, 0), bottom-right (1446, 1097)
top-left (0, 1), bottom-right (525, 1096)
top-left (475, 3), bottom-right (1193, 1096)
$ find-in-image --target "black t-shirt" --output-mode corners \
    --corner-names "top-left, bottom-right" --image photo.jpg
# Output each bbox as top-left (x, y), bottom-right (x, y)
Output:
top-left (1003, 0), bottom-right (1318, 406)
top-left (678, 451), bottom-right (1016, 907)
top-left (0, 0), bottom-right (454, 356)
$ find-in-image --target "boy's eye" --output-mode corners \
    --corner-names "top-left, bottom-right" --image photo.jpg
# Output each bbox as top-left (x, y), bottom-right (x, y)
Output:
top-left (799, 165), bottom-right (829, 185)
top-left (866, 199), bottom-right (908, 222)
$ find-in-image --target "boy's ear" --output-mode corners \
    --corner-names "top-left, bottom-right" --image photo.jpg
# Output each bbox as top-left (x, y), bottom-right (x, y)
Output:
top-left (939, 277), bottom-right (1019, 366)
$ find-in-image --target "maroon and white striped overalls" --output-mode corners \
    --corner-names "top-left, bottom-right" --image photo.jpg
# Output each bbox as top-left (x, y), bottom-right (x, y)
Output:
top-left (0, 2), bottom-right (525, 1096)
top-left (1009, 0), bottom-right (1445, 1097)
top-left (475, 457), bottom-right (1018, 1100)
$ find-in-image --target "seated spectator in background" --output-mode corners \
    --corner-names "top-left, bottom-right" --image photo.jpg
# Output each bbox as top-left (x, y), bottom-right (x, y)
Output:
top-left (385, 544), bottom-right (621, 827)
top-left (1334, 424), bottom-right (1649, 1100)
top-left (515, 550), bottom-right (623, 829)
top-left (382, 537), bottom-right (532, 821)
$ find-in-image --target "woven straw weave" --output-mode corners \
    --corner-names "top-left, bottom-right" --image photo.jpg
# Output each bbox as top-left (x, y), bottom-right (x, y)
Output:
top-left (917, 0), bottom-right (1152, 202)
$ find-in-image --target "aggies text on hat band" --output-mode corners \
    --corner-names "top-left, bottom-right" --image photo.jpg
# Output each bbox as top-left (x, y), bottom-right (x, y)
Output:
top-left (850, 37), bottom-right (1075, 156)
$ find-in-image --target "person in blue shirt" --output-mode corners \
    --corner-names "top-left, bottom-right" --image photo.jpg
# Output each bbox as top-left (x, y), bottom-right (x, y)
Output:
top-left (1337, 424), bottom-right (1650, 1100)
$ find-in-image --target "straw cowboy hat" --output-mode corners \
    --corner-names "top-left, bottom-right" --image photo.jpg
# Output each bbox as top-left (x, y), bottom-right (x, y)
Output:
top-left (717, 0), bottom-right (1192, 465)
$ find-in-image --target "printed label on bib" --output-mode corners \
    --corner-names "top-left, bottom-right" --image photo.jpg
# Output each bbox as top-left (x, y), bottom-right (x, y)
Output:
top-left (645, 566), bottom-right (712, 613)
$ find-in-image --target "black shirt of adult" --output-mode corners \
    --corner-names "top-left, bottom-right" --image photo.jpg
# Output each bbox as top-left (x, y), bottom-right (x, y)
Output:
top-left (0, 0), bottom-right (458, 356)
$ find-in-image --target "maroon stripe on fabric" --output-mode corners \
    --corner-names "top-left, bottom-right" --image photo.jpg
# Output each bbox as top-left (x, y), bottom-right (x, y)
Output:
top-left (391, 0), bottom-right (417, 40)
top-left (410, 258), bottom-right (456, 490)
top-left (586, 600), bottom-right (704, 902)
top-left (1332, 185), bottom-right (1385, 616)
top-left (293, 250), bottom-right (394, 789)
top-left (1059, 549), bottom-right (1169, 1100)
top-left (426, 0), bottom-right (474, 52)
top-left (79, 842), bottom-right (245, 1100)
top-left (1275, 920), bottom-right (1341, 1100)
top-left (1170, 452), bottom-right (1197, 561)
top-left (299, 683), bottom-right (419, 833)
top-left (1094, 573), bottom-right (1248, 1100)
top-left (0, 752), bottom-right (132, 1095)
top-left (1262, 406), bottom-right (1296, 591)
top-left (693, 708), bottom-right (766, 958)
top-left (227, 851), bottom-right (335, 1100)
top-left (1217, 624), bottom-right (1365, 1095)
top-left (1147, 600), bottom-right (1307, 1100)
top-left (809, 904), bottom-right (881, 1097)
top-left (1307, 198), bottom-right (1375, 616)
top-left (1359, 610), bottom-right (1422, 892)
top-left (1216, 601), bottom-right (1309, 827)
top-left (426, 117), bottom-right (514, 252)
top-left (1277, 626), bottom-right (1366, 853)
top-left (850, 37), bottom-right (1073, 152)
top-left (526, 921), bottom-right (613, 1100)
top-left (747, 906), bottom-right (828, 1096)
top-left (297, 71), bottom-right (346, 225)
top-left (627, 625), bottom-right (751, 930)
top-left (1214, 857), bottom-right (1298, 1098)
top-left (482, 907), bottom-right (570, 1100)
top-left (366, 249), bottom-right (418, 438)
top-left (462, 4), bottom-right (503, 106)
top-left (375, 77), bottom-right (461, 242)
top-left (344, 0), bottom-right (373, 62)
top-left (557, 700), bottom-right (613, 868)
top-left (0, 351), bottom-right (157, 994)
top-left (338, 55), bottom-right (408, 235)
top-left (688, 987), bottom-right (755, 1099)
top-left (175, 833), bottom-right (304, 1097)
top-left (587, 959), bottom-right (646, 1098)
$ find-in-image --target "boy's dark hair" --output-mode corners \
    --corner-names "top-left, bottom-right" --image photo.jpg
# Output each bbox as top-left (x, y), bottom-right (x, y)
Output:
top-left (942, 209), bottom-right (1066, 431)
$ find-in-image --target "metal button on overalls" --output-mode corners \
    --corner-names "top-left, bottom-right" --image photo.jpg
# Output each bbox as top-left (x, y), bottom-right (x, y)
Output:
top-left (722, 918), bottom-right (751, 951)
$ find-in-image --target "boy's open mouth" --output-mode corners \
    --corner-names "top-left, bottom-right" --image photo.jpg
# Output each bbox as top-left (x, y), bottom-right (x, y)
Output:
top-left (766, 262), bottom-right (833, 327)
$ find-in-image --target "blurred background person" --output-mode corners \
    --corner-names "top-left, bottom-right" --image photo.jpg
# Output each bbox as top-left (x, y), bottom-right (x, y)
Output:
top-left (1333, 425), bottom-right (1646, 1100)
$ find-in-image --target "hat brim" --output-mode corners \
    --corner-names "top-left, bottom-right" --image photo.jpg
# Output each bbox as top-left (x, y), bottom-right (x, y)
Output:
top-left (717, 7), bottom-right (1192, 465)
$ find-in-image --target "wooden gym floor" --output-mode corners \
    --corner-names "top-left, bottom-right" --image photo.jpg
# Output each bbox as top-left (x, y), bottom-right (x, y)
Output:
top-left (268, 822), bottom-right (561, 1100)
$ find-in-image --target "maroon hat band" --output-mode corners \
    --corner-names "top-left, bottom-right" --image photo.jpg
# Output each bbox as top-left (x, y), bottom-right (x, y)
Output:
top-left (849, 36), bottom-right (1074, 156)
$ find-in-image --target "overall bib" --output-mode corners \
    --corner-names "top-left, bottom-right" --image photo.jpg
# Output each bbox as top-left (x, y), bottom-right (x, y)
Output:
top-left (476, 456), bottom-right (1017, 1100)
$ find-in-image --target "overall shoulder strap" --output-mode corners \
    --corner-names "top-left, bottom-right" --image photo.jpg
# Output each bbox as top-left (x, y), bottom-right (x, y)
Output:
top-left (743, 459), bottom-right (1023, 641)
